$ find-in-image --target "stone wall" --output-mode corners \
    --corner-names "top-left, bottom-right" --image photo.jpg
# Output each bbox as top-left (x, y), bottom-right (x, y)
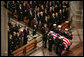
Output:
top-left (69, 1), bottom-right (83, 29)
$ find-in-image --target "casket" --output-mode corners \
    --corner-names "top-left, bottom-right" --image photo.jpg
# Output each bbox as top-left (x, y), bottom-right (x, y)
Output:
top-left (48, 31), bottom-right (72, 50)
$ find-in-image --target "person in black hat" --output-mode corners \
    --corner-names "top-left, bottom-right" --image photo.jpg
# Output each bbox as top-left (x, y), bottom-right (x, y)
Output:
top-left (54, 34), bottom-right (60, 54)
top-left (54, 34), bottom-right (64, 56)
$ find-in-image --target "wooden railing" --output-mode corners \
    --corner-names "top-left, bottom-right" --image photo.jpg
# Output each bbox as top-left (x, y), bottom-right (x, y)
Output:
top-left (12, 39), bottom-right (37, 56)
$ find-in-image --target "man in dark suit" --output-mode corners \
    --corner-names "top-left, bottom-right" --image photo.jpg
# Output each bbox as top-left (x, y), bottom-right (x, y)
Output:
top-left (23, 2), bottom-right (27, 18)
top-left (8, 34), bottom-right (14, 56)
top-left (55, 12), bottom-right (59, 25)
top-left (36, 11), bottom-right (40, 26)
top-left (8, 21), bottom-right (12, 28)
top-left (23, 26), bottom-right (29, 45)
top-left (28, 10), bottom-right (34, 27)
top-left (12, 31), bottom-right (17, 50)
top-left (48, 7), bottom-right (53, 17)
top-left (58, 9), bottom-right (63, 24)
top-left (33, 25), bottom-right (37, 36)
top-left (11, 1), bottom-right (16, 14)
top-left (16, 32), bottom-right (20, 49)
top-left (42, 30), bottom-right (48, 48)
top-left (15, 21), bottom-right (20, 32)
top-left (44, 16), bottom-right (49, 25)
top-left (51, 13), bottom-right (56, 24)
top-left (16, 1), bottom-right (20, 11)
top-left (54, 4), bottom-right (59, 13)
top-left (48, 31), bottom-right (53, 52)
top-left (41, 24), bottom-right (48, 35)
top-left (40, 12), bottom-right (44, 27)
top-left (10, 24), bottom-right (15, 35)
top-left (18, 4), bottom-right (23, 21)
top-left (8, 1), bottom-right (12, 12)
top-left (44, 9), bottom-right (48, 16)
top-left (50, 13), bottom-right (55, 29)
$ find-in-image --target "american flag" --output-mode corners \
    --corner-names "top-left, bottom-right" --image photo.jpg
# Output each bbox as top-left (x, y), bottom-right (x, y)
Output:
top-left (48, 31), bottom-right (72, 50)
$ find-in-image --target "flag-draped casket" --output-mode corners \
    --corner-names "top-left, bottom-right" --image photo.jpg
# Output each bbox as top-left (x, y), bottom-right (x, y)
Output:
top-left (48, 31), bottom-right (72, 50)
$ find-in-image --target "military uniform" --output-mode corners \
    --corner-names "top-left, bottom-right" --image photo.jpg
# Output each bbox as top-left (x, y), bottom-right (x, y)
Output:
top-left (52, 24), bottom-right (57, 33)
top-left (57, 25), bottom-right (62, 35)
top-left (63, 29), bottom-right (72, 40)
top-left (41, 26), bottom-right (46, 35)
top-left (68, 32), bottom-right (73, 40)
top-left (55, 37), bottom-right (64, 56)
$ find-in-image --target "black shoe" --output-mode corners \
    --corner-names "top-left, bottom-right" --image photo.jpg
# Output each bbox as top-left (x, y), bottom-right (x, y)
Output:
top-left (56, 52), bottom-right (58, 54)
top-left (44, 47), bottom-right (47, 48)
top-left (66, 49), bottom-right (69, 51)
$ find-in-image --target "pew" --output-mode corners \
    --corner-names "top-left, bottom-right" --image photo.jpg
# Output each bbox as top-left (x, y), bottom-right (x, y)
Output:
top-left (12, 39), bottom-right (37, 56)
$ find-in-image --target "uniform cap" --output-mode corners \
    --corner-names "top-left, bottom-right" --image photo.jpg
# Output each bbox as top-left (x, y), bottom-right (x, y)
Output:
top-left (58, 25), bottom-right (62, 28)
top-left (60, 36), bottom-right (64, 39)
top-left (50, 31), bottom-right (53, 34)
top-left (65, 21), bottom-right (69, 23)
top-left (34, 18), bottom-right (35, 20)
top-left (20, 29), bottom-right (23, 32)
top-left (65, 28), bottom-right (68, 31)
top-left (53, 24), bottom-right (56, 26)
top-left (34, 25), bottom-right (36, 27)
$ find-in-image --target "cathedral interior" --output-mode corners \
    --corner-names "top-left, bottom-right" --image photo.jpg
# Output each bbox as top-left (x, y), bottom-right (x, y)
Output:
top-left (1, 1), bottom-right (83, 56)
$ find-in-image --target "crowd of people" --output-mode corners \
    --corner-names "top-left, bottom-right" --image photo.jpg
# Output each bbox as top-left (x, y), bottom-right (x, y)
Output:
top-left (8, 21), bottom-right (30, 55)
top-left (42, 24), bottom-right (72, 56)
top-left (7, 1), bottom-right (73, 56)
top-left (8, 1), bottom-right (69, 28)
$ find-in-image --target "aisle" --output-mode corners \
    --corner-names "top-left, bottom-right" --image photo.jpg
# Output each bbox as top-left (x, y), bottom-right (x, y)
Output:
top-left (62, 41), bottom-right (83, 56)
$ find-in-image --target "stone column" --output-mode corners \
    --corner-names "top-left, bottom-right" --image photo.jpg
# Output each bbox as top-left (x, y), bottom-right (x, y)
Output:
top-left (1, 1), bottom-right (8, 56)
